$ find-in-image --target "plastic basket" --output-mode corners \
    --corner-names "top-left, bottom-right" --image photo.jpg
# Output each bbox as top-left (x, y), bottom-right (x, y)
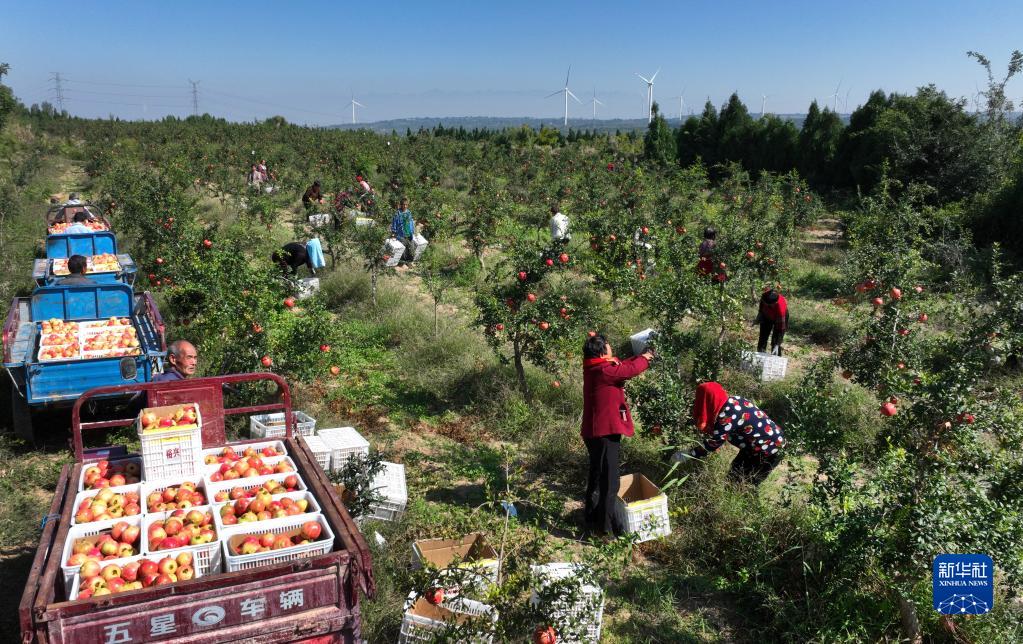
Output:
top-left (249, 411), bottom-right (316, 439)
top-left (205, 471), bottom-right (306, 503)
top-left (67, 550), bottom-right (207, 601)
top-left (140, 476), bottom-right (208, 512)
top-left (211, 490), bottom-right (322, 533)
top-left (366, 461), bottom-right (407, 522)
top-left (139, 423), bottom-right (202, 482)
top-left (529, 563), bottom-right (604, 643)
top-left (740, 350), bottom-right (788, 382)
top-left (201, 440), bottom-right (288, 462)
top-left (613, 474), bottom-right (671, 543)
top-left (70, 483), bottom-right (142, 526)
top-left (140, 507), bottom-right (219, 572)
top-left (398, 592), bottom-right (498, 644)
top-left (297, 277), bottom-right (320, 300)
top-left (316, 427), bottom-right (369, 471)
top-left (77, 457), bottom-right (143, 492)
top-left (383, 239), bottom-right (405, 267)
top-left (220, 513), bottom-right (334, 572)
top-left (301, 435), bottom-right (331, 471)
top-left (204, 455), bottom-right (297, 480)
top-left (409, 234), bottom-right (429, 262)
top-left (60, 516), bottom-right (145, 593)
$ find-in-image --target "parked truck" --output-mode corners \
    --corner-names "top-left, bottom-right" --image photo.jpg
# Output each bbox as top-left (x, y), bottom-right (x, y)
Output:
top-left (19, 373), bottom-right (375, 643)
top-left (3, 282), bottom-right (166, 439)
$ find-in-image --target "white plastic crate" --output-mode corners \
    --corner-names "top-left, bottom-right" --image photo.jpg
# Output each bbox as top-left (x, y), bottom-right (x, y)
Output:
top-left (630, 328), bottom-right (657, 356)
top-left (140, 504), bottom-right (219, 564)
top-left (740, 350), bottom-right (788, 382)
top-left (204, 454), bottom-right (297, 480)
top-left (383, 239), bottom-right (405, 267)
top-left (308, 213), bottom-right (331, 226)
top-left (297, 277), bottom-right (320, 300)
top-left (220, 513), bottom-right (334, 572)
top-left (140, 476), bottom-right (208, 512)
top-left (205, 471), bottom-right (307, 503)
top-left (70, 483), bottom-right (142, 526)
top-left (529, 563), bottom-right (604, 644)
top-left (201, 440), bottom-right (288, 462)
top-left (316, 427), bottom-right (369, 471)
top-left (249, 411), bottom-right (316, 439)
top-left (139, 425), bottom-right (202, 482)
top-left (67, 551), bottom-right (207, 601)
top-left (614, 474), bottom-right (671, 543)
top-left (137, 403), bottom-right (203, 482)
top-left (77, 457), bottom-right (143, 492)
top-left (60, 516), bottom-right (145, 593)
top-left (408, 233), bottom-right (429, 262)
top-left (399, 592), bottom-right (498, 644)
top-left (368, 461), bottom-right (407, 522)
top-left (411, 533), bottom-right (499, 587)
top-left (301, 435), bottom-right (331, 471)
top-left (211, 490), bottom-right (322, 533)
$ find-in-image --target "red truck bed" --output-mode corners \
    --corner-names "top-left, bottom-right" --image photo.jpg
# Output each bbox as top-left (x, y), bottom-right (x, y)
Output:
top-left (19, 374), bottom-right (374, 644)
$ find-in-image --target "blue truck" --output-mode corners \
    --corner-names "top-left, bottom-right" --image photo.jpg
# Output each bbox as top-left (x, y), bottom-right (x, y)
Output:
top-left (3, 282), bottom-right (166, 439)
top-left (33, 231), bottom-right (138, 287)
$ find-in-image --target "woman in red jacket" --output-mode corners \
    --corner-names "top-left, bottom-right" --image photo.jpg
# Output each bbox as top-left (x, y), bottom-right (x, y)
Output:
top-left (755, 287), bottom-right (789, 355)
top-left (581, 334), bottom-right (653, 535)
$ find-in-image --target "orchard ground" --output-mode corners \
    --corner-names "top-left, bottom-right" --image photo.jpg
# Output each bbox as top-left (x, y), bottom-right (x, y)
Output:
top-left (1, 114), bottom-right (1021, 643)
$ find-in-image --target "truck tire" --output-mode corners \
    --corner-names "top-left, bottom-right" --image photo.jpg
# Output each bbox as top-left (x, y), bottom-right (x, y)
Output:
top-left (11, 389), bottom-right (33, 442)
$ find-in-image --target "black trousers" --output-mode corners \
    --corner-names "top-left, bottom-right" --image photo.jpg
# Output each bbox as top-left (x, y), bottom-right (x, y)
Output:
top-left (584, 435), bottom-right (624, 534)
top-left (728, 449), bottom-right (781, 485)
top-left (757, 321), bottom-right (785, 355)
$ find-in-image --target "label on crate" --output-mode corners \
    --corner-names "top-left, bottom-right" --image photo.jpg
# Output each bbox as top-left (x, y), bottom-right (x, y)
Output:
top-left (69, 574), bottom-right (340, 643)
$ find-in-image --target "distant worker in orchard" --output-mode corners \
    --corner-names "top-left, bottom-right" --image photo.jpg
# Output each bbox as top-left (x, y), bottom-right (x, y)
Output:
top-left (682, 381), bottom-right (785, 485)
top-left (273, 242), bottom-right (317, 277)
top-left (581, 333), bottom-right (654, 536)
top-left (64, 211), bottom-right (95, 235)
top-left (302, 180), bottom-right (324, 210)
top-left (60, 255), bottom-right (96, 285)
top-left (390, 197), bottom-right (416, 243)
top-left (550, 204), bottom-right (570, 245)
top-left (154, 340), bottom-right (199, 382)
top-left (65, 192), bottom-right (83, 206)
top-left (696, 225), bottom-right (717, 276)
top-left (755, 286), bottom-right (789, 355)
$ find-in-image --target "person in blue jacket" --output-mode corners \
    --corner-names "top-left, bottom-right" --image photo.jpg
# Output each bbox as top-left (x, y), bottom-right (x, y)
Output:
top-left (390, 197), bottom-right (416, 243)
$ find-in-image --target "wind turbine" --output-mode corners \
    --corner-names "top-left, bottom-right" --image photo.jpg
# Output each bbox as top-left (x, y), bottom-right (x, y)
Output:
top-left (843, 88), bottom-right (852, 113)
top-left (673, 88), bottom-right (687, 121)
top-left (348, 92), bottom-right (364, 124)
top-left (828, 80), bottom-right (842, 112)
top-left (760, 93), bottom-right (773, 118)
top-left (637, 68), bottom-right (660, 123)
top-left (545, 66), bottom-right (581, 126)
top-left (589, 87), bottom-right (604, 120)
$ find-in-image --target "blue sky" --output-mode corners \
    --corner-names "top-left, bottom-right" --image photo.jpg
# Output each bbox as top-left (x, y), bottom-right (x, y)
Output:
top-left (3, 1), bottom-right (1022, 124)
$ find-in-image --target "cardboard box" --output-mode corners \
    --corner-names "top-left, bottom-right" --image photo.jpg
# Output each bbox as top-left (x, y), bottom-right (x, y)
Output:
top-left (615, 473), bottom-right (671, 542)
top-left (412, 533), bottom-right (499, 581)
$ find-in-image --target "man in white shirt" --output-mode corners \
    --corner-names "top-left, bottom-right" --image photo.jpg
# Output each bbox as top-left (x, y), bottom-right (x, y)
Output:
top-left (550, 204), bottom-right (570, 245)
top-left (65, 193), bottom-right (83, 205)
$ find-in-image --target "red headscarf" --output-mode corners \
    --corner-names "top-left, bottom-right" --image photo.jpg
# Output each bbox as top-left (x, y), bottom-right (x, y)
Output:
top-left (692, 382), bottom-right (729, 432)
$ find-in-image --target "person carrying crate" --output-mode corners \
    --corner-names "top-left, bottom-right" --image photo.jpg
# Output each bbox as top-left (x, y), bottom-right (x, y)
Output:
top-left (755, 286), bottom-right (789, 356)
top-left (681, 381), bottom-right (785, 485)
top-left (580, 333), bottom-right (653, 536)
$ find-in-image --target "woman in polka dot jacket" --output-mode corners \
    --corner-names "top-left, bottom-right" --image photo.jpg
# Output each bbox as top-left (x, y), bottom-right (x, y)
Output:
top-left (686, 381), bottom-right (784, 485)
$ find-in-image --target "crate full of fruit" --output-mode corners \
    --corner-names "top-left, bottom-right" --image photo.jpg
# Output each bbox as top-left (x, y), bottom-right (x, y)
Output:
top-left (138, 403), bottom-right (203, 481)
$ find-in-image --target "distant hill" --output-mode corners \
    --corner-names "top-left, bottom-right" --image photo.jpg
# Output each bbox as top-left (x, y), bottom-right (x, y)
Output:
top-left (325, 114), bottom-right (822, 134)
